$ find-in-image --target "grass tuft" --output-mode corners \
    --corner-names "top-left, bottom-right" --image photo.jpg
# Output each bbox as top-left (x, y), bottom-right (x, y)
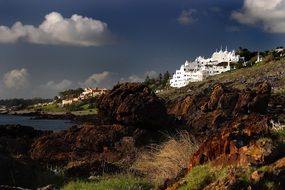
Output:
top-left (132, 131), bottom-right (198, 187)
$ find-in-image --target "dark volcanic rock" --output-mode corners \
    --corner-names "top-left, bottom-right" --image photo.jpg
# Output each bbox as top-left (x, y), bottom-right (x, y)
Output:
top-left (0, 125), bottom-right (46, 155)
top-left (0, 125), bottom-right (48, 188)
top-left (97, 83), bottom-right (168, 128)
top-left (166, 82), bottom-right (271, 140)
top-left (31, 125), bottom-right (129, 164)
top-left (30, 124), bottom-right (158, 177)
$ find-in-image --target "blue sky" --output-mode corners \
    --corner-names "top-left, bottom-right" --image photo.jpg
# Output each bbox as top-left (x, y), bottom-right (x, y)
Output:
top-left (0, 0), bottom-right (284, 98)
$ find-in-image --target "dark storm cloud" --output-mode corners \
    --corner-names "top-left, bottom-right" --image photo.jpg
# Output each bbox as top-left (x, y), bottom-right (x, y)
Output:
top-left (0, 0), bottom-right (284, 98)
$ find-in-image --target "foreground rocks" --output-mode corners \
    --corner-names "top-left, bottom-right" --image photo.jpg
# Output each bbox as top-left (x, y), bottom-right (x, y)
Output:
top-left (31, 83), bottom-right (171, 177)
top-left (30, 124), bottom-right (151, 175)
top-left (0, 125), bottom-right (50, 188)
top-left (165, 82), bottom-right (285, 189)
top-left (2, 81), bottom-right (284, 189)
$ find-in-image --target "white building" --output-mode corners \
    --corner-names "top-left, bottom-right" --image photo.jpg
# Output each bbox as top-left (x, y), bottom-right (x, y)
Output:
top-left (255, 52), bottom-right (263, 63)
top-left (62, 87), bottom-right (108, 106)
top-left (79, 87), bottom-right (108, 100)
top-left (170, 48), bottom-right (240, 88)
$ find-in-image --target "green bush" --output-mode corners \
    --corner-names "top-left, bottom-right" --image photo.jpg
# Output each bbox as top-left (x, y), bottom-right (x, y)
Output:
top-left (62, 175), bottom-right (153, 190)
top-left (178, 165), bottom-right (214, 190)
top-left (178, 164), bottom-right (228, 190)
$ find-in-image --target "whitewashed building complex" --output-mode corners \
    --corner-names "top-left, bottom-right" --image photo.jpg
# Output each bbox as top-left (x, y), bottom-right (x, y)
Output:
top-left (170, 48), bottom-right (241, 88)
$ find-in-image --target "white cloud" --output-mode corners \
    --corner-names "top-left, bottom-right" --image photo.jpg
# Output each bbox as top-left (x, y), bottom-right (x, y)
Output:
top-left (177, 9), bottom-right (197, 25)
top-left (121, 70), bottom-right (158, 83)
top-left (82, 71), bottom-right (115, 87)
top-left (232, 0), bottom-right (285, 33)
top-left (3, 68), bottom-right (29, 89)
top-left (0, 12), bottom-right (115, 46)
top-left (44, 79), bottom-right (73, 91)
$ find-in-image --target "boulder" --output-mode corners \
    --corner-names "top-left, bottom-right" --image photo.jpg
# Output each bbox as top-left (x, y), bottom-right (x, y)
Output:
top-left (188, 114), bottom-right (272, 169)
top-left (97, 83), bottom-right (168, 128)
top-left (31, 124), bottom-right (129, 164)
top-left (251, 170), bottom-right (265, 183)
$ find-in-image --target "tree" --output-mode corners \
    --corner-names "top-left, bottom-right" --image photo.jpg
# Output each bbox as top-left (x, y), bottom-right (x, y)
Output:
top-left (158, 73), bottom-right (163, 83)
top-left (163, 71), bottom-right (171, 83)
top-left (59, 88), bottom-right (83, 99)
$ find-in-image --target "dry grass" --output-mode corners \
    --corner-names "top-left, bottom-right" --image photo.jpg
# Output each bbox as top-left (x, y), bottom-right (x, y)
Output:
top-left (132, 131), bottom-right (198, 188)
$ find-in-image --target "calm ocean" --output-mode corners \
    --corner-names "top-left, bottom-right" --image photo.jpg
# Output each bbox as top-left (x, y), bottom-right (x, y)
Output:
top-left (0, 114), bottom-right (74, 131)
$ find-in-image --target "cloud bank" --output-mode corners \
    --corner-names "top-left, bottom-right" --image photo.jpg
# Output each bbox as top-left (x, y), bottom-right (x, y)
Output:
top-left (3, 68), bottom-right (29, 89)
top-left (0, 12), bottom-right (115, 46)
top-left (44, 80), bottom-right (73, 91)
top-left (82, 71), bottom-right (112, 87)
top-left (0, 70), bottom-right (159, 98)
top-left (121, 70), bottom-right (158, 83)
top-left (232, 0), bottom-right (285, 33)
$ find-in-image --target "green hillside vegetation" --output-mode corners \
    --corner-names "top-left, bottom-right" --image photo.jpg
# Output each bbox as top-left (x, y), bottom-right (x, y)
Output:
top-left (33, 99), bottom-right (98, 114)
top-left (62, 175), bottom-right (152, 190)
top-left (143, 71), bottom-right (171, 91)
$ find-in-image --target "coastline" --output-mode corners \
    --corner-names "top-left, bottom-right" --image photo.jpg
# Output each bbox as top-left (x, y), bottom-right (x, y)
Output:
top-left (1, 110), bottom-right (99, 125)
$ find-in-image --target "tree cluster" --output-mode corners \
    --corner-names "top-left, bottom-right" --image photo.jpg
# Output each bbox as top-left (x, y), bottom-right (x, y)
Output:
top-left (143, 71), bottom-right (171, 91)
top-left (0, 98), bottom-right (51, 109)
top-left (59, 88), bottom-right (84, 99)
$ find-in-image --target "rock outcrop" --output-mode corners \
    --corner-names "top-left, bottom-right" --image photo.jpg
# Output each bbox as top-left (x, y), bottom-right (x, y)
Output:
top-left (177, 82), bottom-right (275, 168)
top-left (31, 124), bottom-right (131, 165)
top-left (167, 82), bottom-right (271, 141)
top-left (188, 114), bottom-right (273, 169)
top-left (97, 83), bottom-right (168, 128)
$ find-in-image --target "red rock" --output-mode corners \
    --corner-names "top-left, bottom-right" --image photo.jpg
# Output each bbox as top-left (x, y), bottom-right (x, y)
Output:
top-left (251, 170), bottom-right (265, 182)
top-left (188, 114), bottom-right (271, 169)
top-left (166, 82), bottom-right (271, 142)
top-left (272, 156), bottom-right (285, 170)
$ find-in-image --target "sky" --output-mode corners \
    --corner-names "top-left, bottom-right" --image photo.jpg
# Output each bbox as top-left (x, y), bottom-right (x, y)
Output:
top-left (0, 0), bottom-right (285, 98)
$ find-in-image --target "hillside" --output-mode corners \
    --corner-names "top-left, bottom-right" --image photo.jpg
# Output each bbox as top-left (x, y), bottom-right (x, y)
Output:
top-left (159, 58), bottom-right (285, 100)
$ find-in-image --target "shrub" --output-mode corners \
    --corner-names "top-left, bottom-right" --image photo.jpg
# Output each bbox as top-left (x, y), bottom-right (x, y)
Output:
top-left (177, 164), bottom-right (230, 190)
top-left (62, 175), bottom-right (152, 190)
top-left (132, 131), bottom-right (198, 187)
top-left (178, 164), bottom-right (215, 190)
